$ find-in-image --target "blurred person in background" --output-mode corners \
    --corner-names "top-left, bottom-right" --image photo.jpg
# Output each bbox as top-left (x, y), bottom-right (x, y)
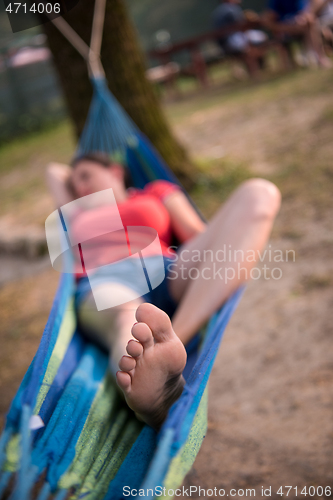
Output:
top-left (312, 0), bottom-right (333, 51)
top-left (212, 0), bottom-right (268, 77)
top-left (262, 0), bottom-right (331, 67)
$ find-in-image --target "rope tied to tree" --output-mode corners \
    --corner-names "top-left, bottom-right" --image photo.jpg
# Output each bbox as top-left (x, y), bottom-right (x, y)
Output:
top-left (48, 0), bottom-right (107, 79)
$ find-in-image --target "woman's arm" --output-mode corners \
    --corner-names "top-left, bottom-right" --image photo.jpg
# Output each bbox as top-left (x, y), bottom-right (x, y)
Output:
top-left (46, 162), bottom-right (76, 208)
top-left (163, 191), bottom-right (206, 243)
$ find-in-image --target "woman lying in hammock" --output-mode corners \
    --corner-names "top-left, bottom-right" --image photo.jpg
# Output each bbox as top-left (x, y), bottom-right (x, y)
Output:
top-left (47, 153), bottom-right (281, 430)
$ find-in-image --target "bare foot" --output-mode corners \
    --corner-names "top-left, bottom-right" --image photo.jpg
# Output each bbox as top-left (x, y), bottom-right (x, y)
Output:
top-left (116, 303), bottom-right (187, 430)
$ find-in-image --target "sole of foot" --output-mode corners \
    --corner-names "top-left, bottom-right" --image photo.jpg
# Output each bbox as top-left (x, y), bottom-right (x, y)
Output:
top-left (116, 303), bottom-right (187, 430)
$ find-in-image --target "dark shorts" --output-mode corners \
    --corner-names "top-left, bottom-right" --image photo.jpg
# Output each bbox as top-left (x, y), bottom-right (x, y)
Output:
top-left (75, 255), bottom-right (178, 319)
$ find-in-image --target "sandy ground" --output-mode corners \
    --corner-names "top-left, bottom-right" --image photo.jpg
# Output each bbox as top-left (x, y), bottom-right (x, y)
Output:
top-left (0, 69), bottom-right (333, 498)
top-left (183, 239), bottom-right (333, 498)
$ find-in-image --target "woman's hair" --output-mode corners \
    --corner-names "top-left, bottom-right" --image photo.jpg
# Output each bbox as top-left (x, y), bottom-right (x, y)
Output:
top-left (71, 152), bottom-right (133, 188)
top-left (71, 152), bottom-right (114, 169)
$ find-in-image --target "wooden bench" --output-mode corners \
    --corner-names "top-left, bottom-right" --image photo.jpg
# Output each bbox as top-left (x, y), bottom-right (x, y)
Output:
top-left (148, 20), bottom-right (282, 88)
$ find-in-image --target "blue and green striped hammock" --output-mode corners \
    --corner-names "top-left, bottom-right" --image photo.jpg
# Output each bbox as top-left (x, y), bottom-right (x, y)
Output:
top-left (0, 78), bottom-right (243, 500)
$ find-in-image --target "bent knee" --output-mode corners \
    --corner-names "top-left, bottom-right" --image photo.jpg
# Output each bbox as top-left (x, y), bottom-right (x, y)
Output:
top-left (239, 178), bottom-right (281, 220)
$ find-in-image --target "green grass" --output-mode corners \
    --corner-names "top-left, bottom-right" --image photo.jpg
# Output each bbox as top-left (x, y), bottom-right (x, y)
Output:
top-left (191, 157), bottom-right (253, 218)
top-left (0, 120), bottom-right (75, 176)
top-left (0, 120), bottom-right (76, 225)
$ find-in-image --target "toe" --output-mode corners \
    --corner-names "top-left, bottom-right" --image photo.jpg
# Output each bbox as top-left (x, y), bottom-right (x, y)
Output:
top-left (136, 303), bottom-right (173, 342)
top-left (126, 339), bottom-right (143, 357)
top-left (132, 322), bottom-right (154, 348)
top-left (116, 371), bottom-right (131, 393)
top-left (119, 355), bottom-right (136, 372)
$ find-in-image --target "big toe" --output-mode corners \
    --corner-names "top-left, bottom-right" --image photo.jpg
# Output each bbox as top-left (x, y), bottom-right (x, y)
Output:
top-left (135, 303), bottom-right (173, 342)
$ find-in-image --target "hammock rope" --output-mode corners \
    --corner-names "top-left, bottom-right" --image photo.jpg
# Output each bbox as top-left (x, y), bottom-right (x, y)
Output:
top-left (48, 0), bottom-right (106, 78)
top-left (90, 0), bottom-right (107, 77)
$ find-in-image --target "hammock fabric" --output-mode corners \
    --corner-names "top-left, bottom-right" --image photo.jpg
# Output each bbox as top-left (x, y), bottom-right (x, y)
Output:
top-left (0, 78), bottom-right (243, 500)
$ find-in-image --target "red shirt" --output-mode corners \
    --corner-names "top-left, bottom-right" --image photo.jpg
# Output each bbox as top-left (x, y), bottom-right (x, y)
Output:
top-left (70, 180), bottom-right (180, 275)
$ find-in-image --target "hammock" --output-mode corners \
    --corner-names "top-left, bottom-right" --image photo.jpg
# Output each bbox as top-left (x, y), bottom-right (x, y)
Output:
top-left (0, 5), bottom-right (244, 499)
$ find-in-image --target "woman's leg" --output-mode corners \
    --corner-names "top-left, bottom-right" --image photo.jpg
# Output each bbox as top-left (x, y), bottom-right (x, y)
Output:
top-left (78, 283), bottom-right (144, 375)
top-left (169, 179), bottom-right (281, 345)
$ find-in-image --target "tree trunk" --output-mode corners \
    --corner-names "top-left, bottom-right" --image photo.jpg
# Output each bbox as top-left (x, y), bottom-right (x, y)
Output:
top-left (43, 0), bottom-right (194, 187)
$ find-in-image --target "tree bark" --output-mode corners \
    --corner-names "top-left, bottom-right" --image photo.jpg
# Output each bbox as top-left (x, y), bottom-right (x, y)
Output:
top-left (43, 0), bottom-right (194, 187)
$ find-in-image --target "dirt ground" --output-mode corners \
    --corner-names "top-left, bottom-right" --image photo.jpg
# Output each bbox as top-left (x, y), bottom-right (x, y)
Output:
top-left (175, 70), bottom-right (333, 498)
top-left (0, 68), bottom-right (332, 498)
